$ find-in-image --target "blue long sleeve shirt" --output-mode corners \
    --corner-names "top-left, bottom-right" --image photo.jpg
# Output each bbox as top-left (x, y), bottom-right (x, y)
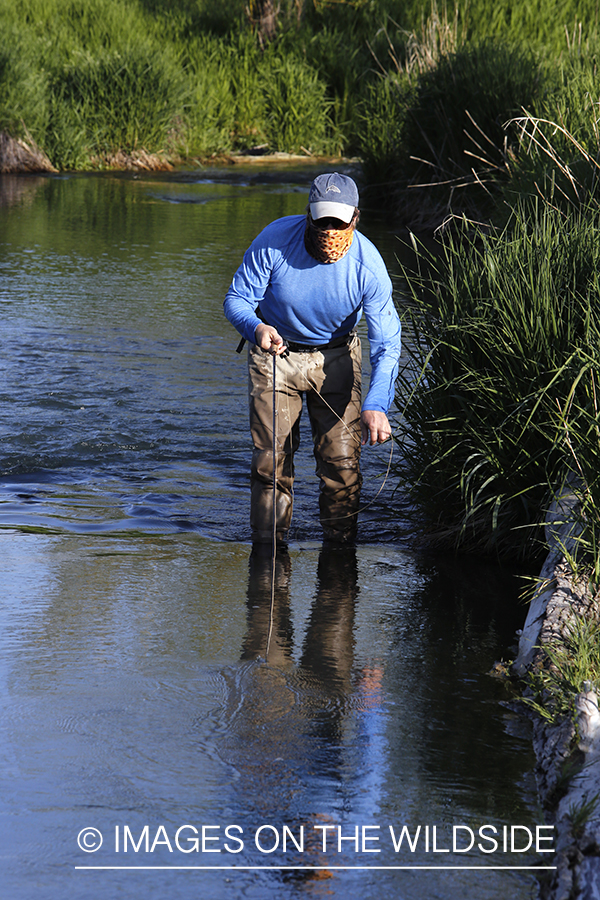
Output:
top-left (224, 215), bottom-right (401, 413)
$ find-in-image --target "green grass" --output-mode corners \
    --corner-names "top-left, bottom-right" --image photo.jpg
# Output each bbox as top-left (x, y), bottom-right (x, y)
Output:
top-left (395, 198), bottom-right (600, 557)
top-left (354, 5), bottom-right (600, 225)
top-left (364, 0), bottom-right (600, 54)
top-left (2, 0), bottom-right (599, 173)
top-left (0, 0), bottom-right (345, 167)
top-left (523, 616), bottom-right (600, 725)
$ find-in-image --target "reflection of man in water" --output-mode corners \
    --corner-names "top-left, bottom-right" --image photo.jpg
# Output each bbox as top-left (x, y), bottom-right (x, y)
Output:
top-left (230, 547), bottom-right (360, 825)
top-left (217, 546), bottom-right (386, 879)
top-left (221, 546), bottom-right (386, 872)
top-left (243, 546), bottom-right (357, 691)
top-left (224, 172), bottom-right (401, 546)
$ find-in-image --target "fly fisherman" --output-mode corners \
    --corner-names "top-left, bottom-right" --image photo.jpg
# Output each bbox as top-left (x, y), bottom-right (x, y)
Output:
top-left (224, 172), bottom-right (401, 546)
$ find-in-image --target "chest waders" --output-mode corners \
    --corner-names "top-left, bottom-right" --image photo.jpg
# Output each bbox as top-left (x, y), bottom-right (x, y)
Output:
top-left (248, 338), bottom-right (363, 547)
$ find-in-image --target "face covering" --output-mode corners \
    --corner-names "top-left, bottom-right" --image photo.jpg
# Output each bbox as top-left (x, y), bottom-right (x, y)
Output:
top-left (304, 213), bottom-right (357, 264)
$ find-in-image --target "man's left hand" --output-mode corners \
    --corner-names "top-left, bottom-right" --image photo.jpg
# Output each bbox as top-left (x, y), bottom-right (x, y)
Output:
top-left (361, 410), bottom-right (392, 446)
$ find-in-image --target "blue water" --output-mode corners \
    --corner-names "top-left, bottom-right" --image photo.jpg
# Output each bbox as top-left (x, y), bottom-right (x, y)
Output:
top-left (0, 168), bottom-right (541, 900)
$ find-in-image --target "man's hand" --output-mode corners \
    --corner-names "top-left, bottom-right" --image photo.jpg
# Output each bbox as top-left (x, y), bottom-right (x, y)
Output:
top-left (361, 410), bottom-right (392, 446)
top-left (255, 323), bottom-right (287, 355)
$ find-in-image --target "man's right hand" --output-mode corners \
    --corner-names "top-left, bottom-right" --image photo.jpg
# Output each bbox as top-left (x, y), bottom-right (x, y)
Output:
top-left (255, 323), bottom-right (286, 355)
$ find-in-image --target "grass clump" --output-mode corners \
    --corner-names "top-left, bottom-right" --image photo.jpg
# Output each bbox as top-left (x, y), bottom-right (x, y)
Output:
top-left (524, 617), bottom-right (600, 725)
top-left (396, 198), bottom-right (600, 557)
top-left (47, 45), bottom-right (187, 164)
top-left (178, 34), bottom-right (338, 157)
top-left (358, 5), bottom-right (547, 225)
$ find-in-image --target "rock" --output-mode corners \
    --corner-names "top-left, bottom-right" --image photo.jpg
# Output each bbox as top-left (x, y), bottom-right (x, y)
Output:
top-left (514, 480), bottom-right (600, 899)
top-left (576, 689), bottom-right (600, 754)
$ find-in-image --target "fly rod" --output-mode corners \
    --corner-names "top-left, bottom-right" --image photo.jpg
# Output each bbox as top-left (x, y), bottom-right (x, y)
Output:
top-left (264, 349), bottom-right (277, 660)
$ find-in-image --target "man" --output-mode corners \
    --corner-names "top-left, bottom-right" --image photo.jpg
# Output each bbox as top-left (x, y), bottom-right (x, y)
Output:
top-left (224, 172), bottom-right (401, 546)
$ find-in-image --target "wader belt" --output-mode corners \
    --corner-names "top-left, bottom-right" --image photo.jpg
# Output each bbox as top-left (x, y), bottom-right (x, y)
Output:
top-left (284, 331), bottom-right (356, 353)
top-left (235, 306), bottom-right (355, 354)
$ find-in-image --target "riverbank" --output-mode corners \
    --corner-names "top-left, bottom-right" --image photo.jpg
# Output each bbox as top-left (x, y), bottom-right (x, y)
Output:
top-left (0, 130), bottom-right (358, 174)
top-left (2, 0), bottom-right (599, 230)
top-left (513, 491), bottom-right (600, 899)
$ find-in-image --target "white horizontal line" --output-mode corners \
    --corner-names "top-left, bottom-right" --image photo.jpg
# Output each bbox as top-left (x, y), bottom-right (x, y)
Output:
top-left (76, 865), bottom-right (557, 871)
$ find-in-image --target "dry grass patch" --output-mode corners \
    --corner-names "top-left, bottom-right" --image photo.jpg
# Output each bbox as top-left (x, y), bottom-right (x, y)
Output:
top-left (0, 132), bottom-right (56, 173)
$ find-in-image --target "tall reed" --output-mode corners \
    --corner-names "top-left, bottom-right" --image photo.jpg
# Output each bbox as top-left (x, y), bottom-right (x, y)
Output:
top-left (396, 199), bottom-right (600, 557)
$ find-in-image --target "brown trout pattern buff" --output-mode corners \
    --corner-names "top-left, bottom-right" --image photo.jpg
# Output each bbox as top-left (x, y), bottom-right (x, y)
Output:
top-left (304, 215), bottom-right (356, 264)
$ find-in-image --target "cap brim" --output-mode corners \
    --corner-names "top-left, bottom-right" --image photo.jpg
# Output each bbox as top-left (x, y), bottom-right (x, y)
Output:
top-left (310, 201), bottom-right (355, 224)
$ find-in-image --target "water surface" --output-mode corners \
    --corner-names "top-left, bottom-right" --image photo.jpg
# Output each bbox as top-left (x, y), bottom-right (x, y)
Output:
top-left (0, 169), bottom-right (541, 900)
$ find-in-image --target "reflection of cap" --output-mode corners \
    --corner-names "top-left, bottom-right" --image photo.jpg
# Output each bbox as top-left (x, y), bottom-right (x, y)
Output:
top-left (309, 173), bottom-right (359, 224)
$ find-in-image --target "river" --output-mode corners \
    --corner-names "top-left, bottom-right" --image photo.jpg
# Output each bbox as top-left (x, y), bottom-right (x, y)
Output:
top-left (0, 167), bottom-right (543, 899)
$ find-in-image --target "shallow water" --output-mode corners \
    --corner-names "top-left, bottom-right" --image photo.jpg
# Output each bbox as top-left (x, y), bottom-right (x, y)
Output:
top-left (0, 168), bottom-right (544, 900)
